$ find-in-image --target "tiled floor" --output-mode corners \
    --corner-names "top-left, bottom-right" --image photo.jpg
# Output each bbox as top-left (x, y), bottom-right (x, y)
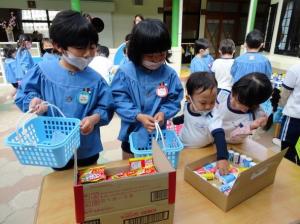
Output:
top-left (0, 83), bottom-right (280, 224)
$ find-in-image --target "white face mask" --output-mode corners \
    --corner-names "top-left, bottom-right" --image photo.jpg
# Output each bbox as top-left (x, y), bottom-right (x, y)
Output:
top-left (142, 60), bottom-right (164, 70)
top-left (62, 51), bottom-right (93, 71)
top-left (189, 95), bottom-right (211, 116)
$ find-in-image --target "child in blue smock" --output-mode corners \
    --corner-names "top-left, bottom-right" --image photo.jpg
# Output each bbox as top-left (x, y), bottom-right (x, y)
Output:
top-left (3, 45), bottom-right (18, 88)
top-left (15, 34), bottom-right (34, 82)
top-left (190, 38), bottom-right (214, 73)
top-left (41, 38), bottom-right (60, 61)
top-left (15, 10), bottom-right (114, 170)
top-left (231, 29), bottom-right (272, 82)
top-left (111, 19), bottom-right (184, 159)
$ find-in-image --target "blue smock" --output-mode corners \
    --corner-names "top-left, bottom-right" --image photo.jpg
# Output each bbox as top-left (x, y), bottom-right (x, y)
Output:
top-left (15, 48), bottom-right (34, 80)
top-left (190, 54), bottom-right (214, 73)
top-left (15, 60), bottom-right (114, 159)
top-left (42, 52), bottom-right (60, 61)
top-left (4, 58), bottom-right (17, 84)
top-left (110, 62), bottom-right (183, 143)
top-left (231, 52), bottom-right (272, 82)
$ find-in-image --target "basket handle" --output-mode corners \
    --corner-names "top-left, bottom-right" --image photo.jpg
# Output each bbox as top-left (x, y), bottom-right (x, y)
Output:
top-left (16, 102), bottom-right (66, 145)
top-left (155, 121), bottom-right (166, 150)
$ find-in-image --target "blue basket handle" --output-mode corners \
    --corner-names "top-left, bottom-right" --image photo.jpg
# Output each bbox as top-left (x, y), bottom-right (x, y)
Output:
top-left (16, 102), bottom-right (66, 145)
top-left (155, 121), bottom-right (166, 150)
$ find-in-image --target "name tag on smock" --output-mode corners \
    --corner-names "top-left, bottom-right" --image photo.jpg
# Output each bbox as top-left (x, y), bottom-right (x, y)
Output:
top-left (156, 83), bottom-right (168, 97)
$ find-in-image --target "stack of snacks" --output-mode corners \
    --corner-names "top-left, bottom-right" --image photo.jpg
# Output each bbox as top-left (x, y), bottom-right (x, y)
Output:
top-left (193, 149), bottom-right (257, 195)
top-left (79, 166), bottom-right (106, 184)
top-left (79, 157), bottom-right (157, 184)
top-left (108, 156), bottom-right (157, 180)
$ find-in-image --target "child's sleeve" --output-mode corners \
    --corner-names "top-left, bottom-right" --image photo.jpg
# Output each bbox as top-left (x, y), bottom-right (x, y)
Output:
top-left (208, 113), bottom-right (228, 160)
top-left (91, 81), bottom-right (114, 126)
top-left (15, 64), bottom-right (42, 112)
top-left (230, 60), bottom-right (238, 81)
top-left (110, 71), bottom-right (141, 123)
top-left (20, 50), bottom-right (34, 74)
top-left (159, 74), bottom-right (184, 120)
top-left (265, 60), bottom-right (272, 79)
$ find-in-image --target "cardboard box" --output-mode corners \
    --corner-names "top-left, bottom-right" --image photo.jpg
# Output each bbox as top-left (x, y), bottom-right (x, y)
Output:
top-left (184, 147), bottom-right (287, 212)
top-left (82, 202), bottom-right (174, 224)
top-left (74, 140), bottom-right (176, 223)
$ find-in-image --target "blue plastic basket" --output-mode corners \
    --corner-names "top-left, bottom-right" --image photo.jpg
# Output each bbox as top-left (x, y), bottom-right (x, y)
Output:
top-left (5, 106), bottom-right (80, 168)
top-left (129, 129), bottom-right (184, 168)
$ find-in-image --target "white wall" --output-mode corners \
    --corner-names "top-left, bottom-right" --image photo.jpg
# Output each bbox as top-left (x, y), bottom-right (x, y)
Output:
top-left (112, 0), bottom-right (163, 47)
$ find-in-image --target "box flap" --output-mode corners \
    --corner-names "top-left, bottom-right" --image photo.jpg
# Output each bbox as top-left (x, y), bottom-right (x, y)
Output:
top-left (230, 148), bottom-right (287, 194)
top-left (152, 139), bottom-right (175, 172)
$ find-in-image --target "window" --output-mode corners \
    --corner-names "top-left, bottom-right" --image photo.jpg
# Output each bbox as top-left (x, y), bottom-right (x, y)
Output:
top-left (275, 0), bottom-right (300, 57)
top-left (21, 10), bottom-right (59, 37)
top-left (264, 4), bottom-right (278, 52)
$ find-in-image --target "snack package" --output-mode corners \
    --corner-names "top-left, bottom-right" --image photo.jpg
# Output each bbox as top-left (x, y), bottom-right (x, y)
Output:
top-left (129, 156), bottom-right (154, 170)
top-left (79, 166), bottom-right (106, 184)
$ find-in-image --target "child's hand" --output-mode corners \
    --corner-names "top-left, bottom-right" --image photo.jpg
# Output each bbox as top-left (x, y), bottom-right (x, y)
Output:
top-left (154, 112), bottom-right (165, 126)
top-left (29, 97), bottom-right (48, 115)
top-left (80, 114), bottom-right (100, 135)
top-left (217, 159), bottom-right (229, 176)
top-left (136, 113), bottom-right (156, 132)
top-left (250, 116), bottom-right (268, 130)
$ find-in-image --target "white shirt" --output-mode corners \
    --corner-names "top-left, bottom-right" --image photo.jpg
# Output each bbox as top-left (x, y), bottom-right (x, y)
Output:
top-left (179, 103), bottom-right (223, 148)
top-left (89, 56), bottom-right (113, 85)
top-left (217, 90), bottom-right (264, 143)
top-left (282, 64), bottom-right (300, 119)
top-left (211, 58), bottom-right (234, 90)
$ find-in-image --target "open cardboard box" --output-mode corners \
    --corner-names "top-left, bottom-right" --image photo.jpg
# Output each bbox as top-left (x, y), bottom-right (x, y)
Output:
top-left (184, 147), bottom-right (287, 212)
top-left (74, 140), bottom-right (176, 223)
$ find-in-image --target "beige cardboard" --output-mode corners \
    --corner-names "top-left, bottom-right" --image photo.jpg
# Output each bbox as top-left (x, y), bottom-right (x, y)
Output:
top-left (74, 138), bottom-right (176, 222)
top-left (184, 148), bottom-right (287, 211)
top-left (83, 203), bottom-right (175, 224)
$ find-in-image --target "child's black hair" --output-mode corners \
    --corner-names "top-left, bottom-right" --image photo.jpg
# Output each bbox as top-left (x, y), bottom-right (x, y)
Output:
top-left (125, 33), bottom-right (132, 42)
top-left (127, 19), bottom-right (171, 65)
top-left (3, 45), bottom-right (16, 58)
top-left (194, 38), bottom-right (209, 55)
top-left (49, 10), bottom-right (98, 50)
top-left (186, 72), bottom-right (217, 96)
top-left (219, 39), bottom-right (235, 55)
top-left (98, 45), bottom-right (109, 57)
top-left (264, 88), bottom-right (281, 131)
top-left (232, 72), bottom-right (272, 109)
top-left (245, 29), bottom-right (264, 49)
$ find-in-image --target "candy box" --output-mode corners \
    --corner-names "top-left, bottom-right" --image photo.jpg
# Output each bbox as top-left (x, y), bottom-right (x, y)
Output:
top-left (184, 145), bottom-right (287, 212)
top-left (74, 139), bottom-right (176, 223)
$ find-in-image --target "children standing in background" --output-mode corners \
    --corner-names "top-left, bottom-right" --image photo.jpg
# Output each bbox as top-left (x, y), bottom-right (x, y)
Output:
top-left (15, 34), bottom-right (34, 82)
top-left (217, 73), bottom-right (273, 143)
top-left (3, 45), bottom-right (18, 88)
top-left (211, 39), bottom-right (235, 91)
top-left (231, 30), bottom-right (272, 82)
top-left (179, 72), bottom-right (229, 175)
top-left (190, 38), bottom-right (214, 73)
top-left (89, 45), bottom-right (113, 85)
top-left (278, 64), bottom-right (300, 165)
top-left (15, 10), bottom-right (114, 170)
top-left (41, 38), bottom-right (59, 61)
top-left (111, 19), bottom-right (183, 159)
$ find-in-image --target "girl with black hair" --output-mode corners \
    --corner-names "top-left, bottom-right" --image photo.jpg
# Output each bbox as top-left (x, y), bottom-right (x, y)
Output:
top-left (15, 34), bottom-right (34, 82)
top-left (111, 19), bottom-right (183, 159)
top-left (217, 72), bottom-right (273, 143)
top-left (15, 10), bottom-right (114, 170)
